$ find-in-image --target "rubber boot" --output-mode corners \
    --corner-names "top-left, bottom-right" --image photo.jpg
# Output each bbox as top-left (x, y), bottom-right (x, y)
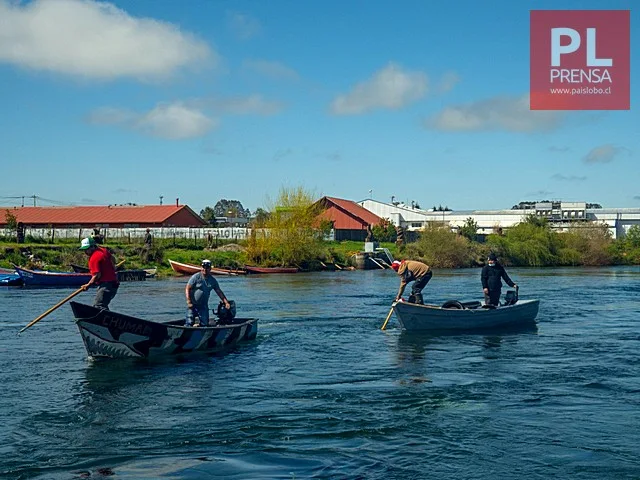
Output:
top-left (413, 293), bottom-right (424, 305)
top-left (408, 294), bottom-right (416, 304)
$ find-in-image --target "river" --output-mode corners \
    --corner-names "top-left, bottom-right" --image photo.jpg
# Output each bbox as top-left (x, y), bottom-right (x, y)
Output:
top-left (1, 267), bottom-right (639, 479)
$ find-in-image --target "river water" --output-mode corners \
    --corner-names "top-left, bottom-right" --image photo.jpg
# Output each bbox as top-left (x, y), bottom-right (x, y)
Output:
top-left (1, 267), bottom-right (639, 479)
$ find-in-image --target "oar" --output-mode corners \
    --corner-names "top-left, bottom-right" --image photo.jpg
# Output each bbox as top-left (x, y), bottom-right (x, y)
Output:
top-left (18, 287), bottom-right (84, 335)
top-left (380, 304), bottom-right (395, 330)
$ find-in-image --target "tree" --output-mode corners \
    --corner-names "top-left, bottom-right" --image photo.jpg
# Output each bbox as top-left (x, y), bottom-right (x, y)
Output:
top-left (245, 186), bottom-right (324, 267)
top-left (199, 207), bottom-right (217, 226)
top-left (213, 200), bottom-right (250, 218)
top-left (252, 208), bottom-right (270, 227)
top-left (459, 217), bottom-right (478, 241)
top-left (5, 210), bottom-right (18, 240)
top-left (371, 218), bottom-right (397, 242)
top-left (626, 224), bottom-right (640, 247)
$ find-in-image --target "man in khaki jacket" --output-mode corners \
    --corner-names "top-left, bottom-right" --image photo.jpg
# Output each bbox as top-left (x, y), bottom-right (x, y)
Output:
top-left (391, 260), bottom-right (432, 305)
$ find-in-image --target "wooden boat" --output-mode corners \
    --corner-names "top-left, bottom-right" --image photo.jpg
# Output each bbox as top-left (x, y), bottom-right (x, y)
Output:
top-left (72, 263), bottom-right (153, 281)
top-left (168, 259), bottom-right (246, 276)
top-left (14, 265), bottom-right (90, 287)
top-left (244, 265), bottom-right (299, 274)
top-left (391, 294), bottom-right (540, 332)
top-left (70, 302), bottom-right (258, 359)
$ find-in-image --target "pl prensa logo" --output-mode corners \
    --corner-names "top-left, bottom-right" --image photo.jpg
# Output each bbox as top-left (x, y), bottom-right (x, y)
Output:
top-left (530, 10), bottom-right (630, 110)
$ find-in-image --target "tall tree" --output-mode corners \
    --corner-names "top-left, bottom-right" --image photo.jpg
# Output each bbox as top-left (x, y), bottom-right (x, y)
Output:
top-left (213, 200), bottom-right (250, 218)
top-left (199, 207), bottom-right (217, 226)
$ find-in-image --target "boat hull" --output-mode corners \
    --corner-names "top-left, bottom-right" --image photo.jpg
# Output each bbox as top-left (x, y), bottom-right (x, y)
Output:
top-left (244, 266), bottom-right (298, 274)
top-left (393, 299), bottom-right (540, 332)
top-left (70, 302), bottom-right (258, 359)
top-left (15, 266), bottom-right (91, 286)
top-left (169, 259), bottom-right (245, 276)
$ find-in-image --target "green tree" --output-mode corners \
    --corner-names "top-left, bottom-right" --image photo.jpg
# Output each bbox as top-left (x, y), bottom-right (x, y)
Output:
top-left (626, 224), bottom-right (640, 248)
top-left (199, 206), bottom-right (217, 226)
top-left (371, 218), bottom-right (397, 242)
top-left (405, 223), bottom-right (474, 268)
top-left (459, 217), bottom-right (478, 241)
top-left (213, 199), bottom-right (249, 218)
top-left (245, 186), bottom-right (324, 268)
top-left (252, 208), bottom-right (271, 227)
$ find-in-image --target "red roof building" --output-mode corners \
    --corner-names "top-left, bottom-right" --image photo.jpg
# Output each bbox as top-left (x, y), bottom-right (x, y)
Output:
top-left (315, 196), bottom-right (382, 241)
top-left (0, 205), bottom-right (205, 228)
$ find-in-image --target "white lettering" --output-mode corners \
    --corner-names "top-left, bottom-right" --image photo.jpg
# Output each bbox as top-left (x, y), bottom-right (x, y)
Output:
top-left (551, 28), bottom-right (580, 66)
top-left (549, 68), bottom-right (612, 83)
top-left (586, 28), bottom-right (612, 67)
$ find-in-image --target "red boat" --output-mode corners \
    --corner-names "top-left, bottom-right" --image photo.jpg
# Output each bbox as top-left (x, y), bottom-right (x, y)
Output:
top-left (168, 259), bottom-right (246, 276)
top-left (244, 265), bottom-right (298, 274)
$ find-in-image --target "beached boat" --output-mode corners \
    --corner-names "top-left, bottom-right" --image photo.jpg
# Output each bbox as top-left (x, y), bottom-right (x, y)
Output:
top-left (69, 302), bottom-right (258, 359)
top-left (391, 293), bottom-right (539, 332)
top-left (14, 266), bottom-right (91, 287)
top-left (72, 263), bottom-right (154, 280)
top-left (244, 265), bottom-right (299, 274)
top-left (168, 259), bottom-right (245, 276)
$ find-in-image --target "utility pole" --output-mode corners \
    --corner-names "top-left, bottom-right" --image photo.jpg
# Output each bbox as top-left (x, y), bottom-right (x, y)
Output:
top-left (159, 195), bottom-right (163, 206)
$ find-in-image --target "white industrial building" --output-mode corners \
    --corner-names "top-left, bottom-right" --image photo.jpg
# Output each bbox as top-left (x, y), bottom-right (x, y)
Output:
top-left (357, 199), bottom-right (640, 239)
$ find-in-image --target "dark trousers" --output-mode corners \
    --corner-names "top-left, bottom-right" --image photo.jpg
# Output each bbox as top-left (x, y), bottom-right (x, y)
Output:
top-left (94, 282), bottom-right (119, 310)
top-left (485, 289), bottom-right (501, 306)
top-left (408, 271), bottom-right (433, 304)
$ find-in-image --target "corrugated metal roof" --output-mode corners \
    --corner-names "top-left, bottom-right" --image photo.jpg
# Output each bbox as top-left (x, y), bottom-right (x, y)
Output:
top-left (1, 205), bottom-right (205, 225)
top-left (319, 197), bottom-right (382, 226)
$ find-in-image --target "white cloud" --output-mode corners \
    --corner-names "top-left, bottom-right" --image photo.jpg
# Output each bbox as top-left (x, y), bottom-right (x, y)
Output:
top-left (204, 94), bottom-right (285, 115)
top-left (330, 63), bottom-right (428, 115)
top-left (582, 144), bottom-right (628, 164)
top-left (242, 59), bottom-right (299, 81)
top-left (425, 94), bottom-right (565, 132)
top-left (227, 11), bottom-right (261, 40)
top-left (0, 0), bottom-right (214, 80)
top-left (88, 102), bottom-right (218, 140)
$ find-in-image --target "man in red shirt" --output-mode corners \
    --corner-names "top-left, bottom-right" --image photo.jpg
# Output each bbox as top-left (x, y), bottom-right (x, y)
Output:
top-left (79, 237), bottom-right (119, 309)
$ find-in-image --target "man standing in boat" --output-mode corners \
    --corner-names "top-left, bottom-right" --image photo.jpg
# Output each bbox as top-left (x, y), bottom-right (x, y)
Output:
top-left (79, 237), bottom-right (119, 309)
top-left (185, 259), bottom-right (231, 327)
top-left (481, 253), bottom-right (517, 306)
top-left (391, 259), bottom-right (432, 305)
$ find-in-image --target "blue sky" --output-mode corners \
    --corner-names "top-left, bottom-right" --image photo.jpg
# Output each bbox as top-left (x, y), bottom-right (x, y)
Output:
top-left (0, 0), bottom-right (637, 213)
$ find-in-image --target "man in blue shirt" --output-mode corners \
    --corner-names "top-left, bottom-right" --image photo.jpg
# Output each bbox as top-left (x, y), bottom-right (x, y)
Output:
top-left (185, 259), bottom-right (231, 326)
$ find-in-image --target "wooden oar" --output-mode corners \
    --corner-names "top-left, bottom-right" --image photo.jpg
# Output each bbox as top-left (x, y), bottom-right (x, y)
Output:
top-left (116, 259), bottom-right (126, 268)
top-left (18, 287), bottom-right (84, 335)
top-left (380, 304), bottom-right (395, 330)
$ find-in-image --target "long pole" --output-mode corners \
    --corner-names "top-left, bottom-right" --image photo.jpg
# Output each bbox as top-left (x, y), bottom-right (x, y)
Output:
top-left (380, 305), bottom-right (395, 330)
top-left (18, 287), bottom-right (84, 334)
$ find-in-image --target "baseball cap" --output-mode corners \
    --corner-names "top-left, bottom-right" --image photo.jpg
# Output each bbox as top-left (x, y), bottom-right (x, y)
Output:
top-left (391, 260), bottom-right (401, 271)
top-left (79, 237), bottom-right (95, 250)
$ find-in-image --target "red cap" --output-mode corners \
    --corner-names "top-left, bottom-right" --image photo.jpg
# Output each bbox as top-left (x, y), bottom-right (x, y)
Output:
top-left (391, 261), bottom-right (401, 271)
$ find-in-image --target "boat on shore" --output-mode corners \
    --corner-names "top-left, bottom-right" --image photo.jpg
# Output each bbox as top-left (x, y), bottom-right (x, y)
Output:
top-left (168, 259), bottom-right (246, 276)
top-left (390, 292), bottom-right (539, 332)
top-left (244, 265), bottom-right (298, 274)
top-left (71, 264), bottom-right (151, 281)
top-left (70, 302), bottom-right (258, 359)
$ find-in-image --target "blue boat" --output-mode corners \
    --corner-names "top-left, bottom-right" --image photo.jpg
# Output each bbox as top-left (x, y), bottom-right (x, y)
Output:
top-left (390, 290), bottom-right (540, 332)
top-left (14, 265), bottom-right (91, 287)
top-left (0, 272), bottom-right (23, 287)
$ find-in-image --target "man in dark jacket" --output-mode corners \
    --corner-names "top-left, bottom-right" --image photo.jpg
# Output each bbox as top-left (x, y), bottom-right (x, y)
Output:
top-left (481, 253), bottom-right (516, 306)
